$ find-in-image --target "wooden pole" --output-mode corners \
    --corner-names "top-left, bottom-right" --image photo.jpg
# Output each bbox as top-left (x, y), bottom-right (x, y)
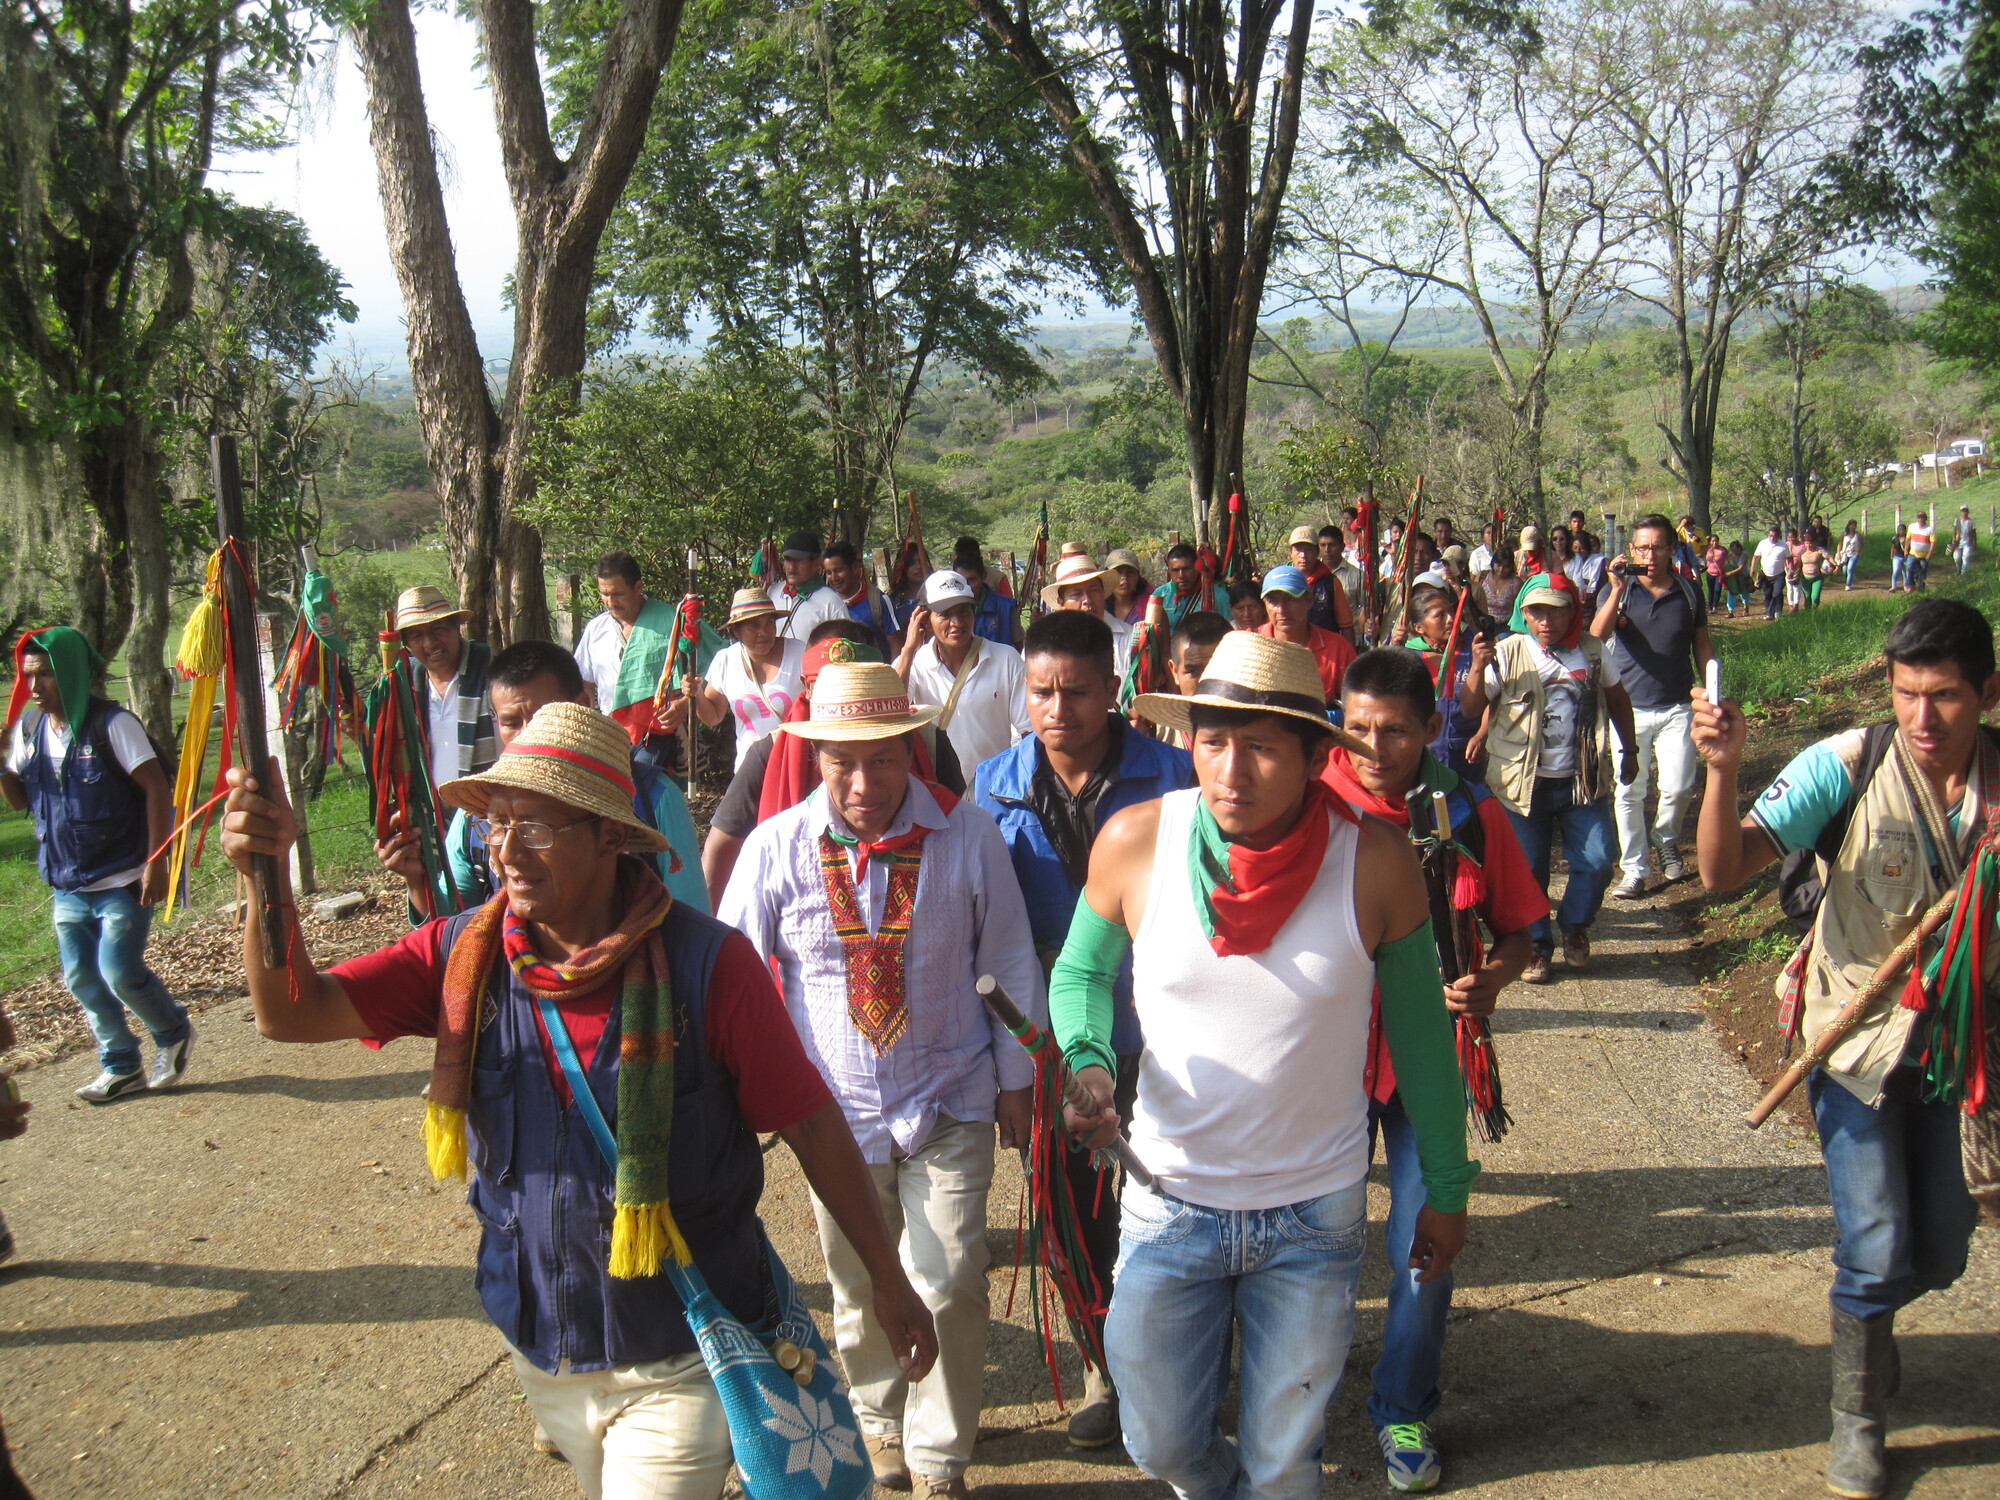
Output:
top-left (258, 592), bottom-right (316, 897)
top-left (210, 435), bottom-right (287, 964)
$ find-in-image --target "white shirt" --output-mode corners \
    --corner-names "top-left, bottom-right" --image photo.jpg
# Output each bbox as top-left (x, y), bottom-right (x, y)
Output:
top-left (1485, 639), bottom-right (1622, 776)
top-left (1753, 537), bottom-right (1789, 577)
top-left (906, 638), bottom-right (1030, 773)
top-left (1105, 611), bottom-right (1133, 678)
top-left (767, 580), bottom-right (850, 642)
top-left (574, 609), bottom-right (631, 709)
top-left (707, 639), bottom-right (807, 769)
top-left (425, 673), bottom-right (458, 799)
top-left (1468, 543), bottom-right (1494, 577)
top-left (718, 781), bottom-right (1045, 1162)
top-left (9, 708), bottom-right (157, 890)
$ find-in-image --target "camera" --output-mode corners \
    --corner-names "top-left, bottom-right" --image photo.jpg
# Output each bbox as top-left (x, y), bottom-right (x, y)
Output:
top-left (1610, 560), bottom-right (1637, 578)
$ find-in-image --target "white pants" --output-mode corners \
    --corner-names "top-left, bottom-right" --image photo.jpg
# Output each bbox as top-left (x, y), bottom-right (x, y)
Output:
top-left (1614, 702), bottom-right (1701, 881)
top-left (509, 1345), bottom-right (733, 1500)
top-left (810, 1116), bottom-right (995, 1482)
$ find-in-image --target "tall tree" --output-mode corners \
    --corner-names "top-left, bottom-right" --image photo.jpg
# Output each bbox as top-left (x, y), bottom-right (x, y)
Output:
top-left (584, 0), bottom-right (1113, 545)
top-left (0, 0), bottom-right (346, 738)
top-left (352, 0), bottom-right (687, 643)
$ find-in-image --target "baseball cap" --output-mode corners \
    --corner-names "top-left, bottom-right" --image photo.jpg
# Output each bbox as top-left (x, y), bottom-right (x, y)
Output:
top-left (1286, 525), bottom-right (1319, 548)
top-left (1518, 577), bottom-right (1574, 610)
top-left (922, 569), bottom-right (977, 610)
top-left (1261, 564), bottom-right (1309, 598)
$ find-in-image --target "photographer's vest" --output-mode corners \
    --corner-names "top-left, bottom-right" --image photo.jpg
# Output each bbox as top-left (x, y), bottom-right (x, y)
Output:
top-left (1483, 634), bottom-right (1615, 817)
top-left (19, 700), bottom-right (150, 892)
top-left (1796, 727), bottom-right (2000, 1105)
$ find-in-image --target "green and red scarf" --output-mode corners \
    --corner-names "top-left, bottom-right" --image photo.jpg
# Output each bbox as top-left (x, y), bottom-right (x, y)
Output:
top-left (426, 857), bottom-right (685, 1278)
top-left (1188, 780), bottom-right (1357, 957)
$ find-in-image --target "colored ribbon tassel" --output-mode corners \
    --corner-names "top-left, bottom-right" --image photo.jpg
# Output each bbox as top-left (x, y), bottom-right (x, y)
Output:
top-left (1911, 844), bottom-right (1995, 1110)
top-left (1118, 597), bottom-right (1170, 715)
top-left (159, 552), bottom-right (232, 922)
top-left (1448, 902), bottom-right (1512, 1144)
top-left (1020, 503), bottom-right (1051, 619)
top-left (273, 569), bottom-right (360, 772)
top-left (363, 626), bottom-right (463, 918)
top-left (1450, 847), bottom-right (1486, 910)
top-left (991, 1010), bottom-right (1109, 1402)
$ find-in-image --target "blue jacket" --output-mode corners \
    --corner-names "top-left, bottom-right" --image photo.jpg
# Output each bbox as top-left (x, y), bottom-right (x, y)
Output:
top-left (971, 585), bottom-right (1017, 646)
top-left (447, 898), bottom-right (765, 1372)
top-left (19, 700), bottom-right (150, 892)
top-left (972, 722), bottom-right (1193, 1054)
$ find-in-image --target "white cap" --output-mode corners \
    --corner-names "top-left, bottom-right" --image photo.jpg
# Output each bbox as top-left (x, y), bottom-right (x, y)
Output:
top-left (923, 569), bottom-right (977, 610)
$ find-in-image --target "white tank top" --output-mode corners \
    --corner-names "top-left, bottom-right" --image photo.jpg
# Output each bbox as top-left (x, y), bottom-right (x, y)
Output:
top-left (1130, 788), bottom-right (1373, 1211)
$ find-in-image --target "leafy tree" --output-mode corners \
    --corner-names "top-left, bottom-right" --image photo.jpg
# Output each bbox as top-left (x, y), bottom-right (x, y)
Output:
top-left (586, 0), bottom-right (1113, 548)
top-left (1715, 379), bottom-right (1896, 532)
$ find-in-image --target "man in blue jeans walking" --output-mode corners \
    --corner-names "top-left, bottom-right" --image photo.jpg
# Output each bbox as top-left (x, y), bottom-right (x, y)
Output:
top-left (1692, 598), bottom-right (1994, 1500)
top-left (1049, 632), bottom-right (1478, 1500)
top-left (1, 627), bottom-right (191, 1102)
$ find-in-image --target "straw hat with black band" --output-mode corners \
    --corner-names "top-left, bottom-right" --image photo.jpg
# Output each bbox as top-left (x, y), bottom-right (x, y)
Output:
top-left (775, 662), bottom-right (940, 742)
top-left (394, 585), bottom-right (469, 632)
top-left (1133, 632), bottom-right (1373, 759)
top-left (439, 701), bottom-right (668, 852)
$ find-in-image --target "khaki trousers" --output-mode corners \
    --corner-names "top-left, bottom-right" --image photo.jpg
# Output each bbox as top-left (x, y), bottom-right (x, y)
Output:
top-left (810, 1116), bottom-right (995, 1481)
top-left (508, 1345), bottom-right (733, 1500)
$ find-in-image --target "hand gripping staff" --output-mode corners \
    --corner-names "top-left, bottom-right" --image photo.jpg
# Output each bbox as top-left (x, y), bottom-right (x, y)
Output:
top-left (976, 973), bottom-right (1152, 1398)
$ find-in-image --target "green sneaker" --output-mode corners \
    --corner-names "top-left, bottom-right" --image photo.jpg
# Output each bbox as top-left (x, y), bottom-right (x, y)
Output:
top-left (1377, 1421), bottom-right (1441, 1492)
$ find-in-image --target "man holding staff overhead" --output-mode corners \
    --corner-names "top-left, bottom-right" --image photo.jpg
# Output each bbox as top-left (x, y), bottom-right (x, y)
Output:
top-left (1691, 598), bottom-right (1994, 1500)
top-left (1050, 631), bottom-right (1477, 1500)
top-left (218, 703), bottom-right (935, 1500)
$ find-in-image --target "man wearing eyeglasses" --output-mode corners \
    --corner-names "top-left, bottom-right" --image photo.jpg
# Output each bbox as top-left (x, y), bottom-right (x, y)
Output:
top-left (1591, 513), bottom-right (1717, 897)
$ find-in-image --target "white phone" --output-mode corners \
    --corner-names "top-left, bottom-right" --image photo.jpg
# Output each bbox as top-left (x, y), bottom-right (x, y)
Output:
top-left (1705, 659), bottom-right (1722, 706)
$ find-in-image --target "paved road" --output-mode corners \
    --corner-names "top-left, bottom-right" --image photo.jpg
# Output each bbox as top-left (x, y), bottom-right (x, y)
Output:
top-left (1, 885), bottom-right (1994, 1498)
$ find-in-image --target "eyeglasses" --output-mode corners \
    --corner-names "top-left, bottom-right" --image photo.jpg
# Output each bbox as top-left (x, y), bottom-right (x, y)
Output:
top-left (470, 815), bottom-right (599, 850)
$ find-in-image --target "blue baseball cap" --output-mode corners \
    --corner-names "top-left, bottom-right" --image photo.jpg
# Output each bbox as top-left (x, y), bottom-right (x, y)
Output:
top-left (1261, 565), bottom-right (1309, 598)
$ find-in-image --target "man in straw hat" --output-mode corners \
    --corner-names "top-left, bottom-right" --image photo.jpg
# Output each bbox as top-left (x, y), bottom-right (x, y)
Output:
top-left (719, 662), bottom-right (1046, 1499)
top-left (1048, 631), bottom-right (1477, 1500)
top-left (1459, 571), bottom-right (1636, 983)
top-left (389, 584), bottom-right (497, 800)
top-left (1691, 598), bottom-right (1996, 1500)
top-left (688, 587), bottom-right (806, 771)
top-left (220, 703), bottom-right (937, 1500)
top-left (1042, 546), bottom-right (1134, 677)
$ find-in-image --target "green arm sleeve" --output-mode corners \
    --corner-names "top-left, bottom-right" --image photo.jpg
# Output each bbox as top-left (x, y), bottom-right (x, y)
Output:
top-left (1049, 898), bottom-right (1129, 1078)
top-left (1377, 921), bottom-right (1482, 1213)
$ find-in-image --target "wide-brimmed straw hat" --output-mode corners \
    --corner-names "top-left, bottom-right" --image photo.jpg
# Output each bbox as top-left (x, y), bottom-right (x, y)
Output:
top-left (776, 662), bottom-right (940, 742)
top-left (1134, 632), bottom-right (1372, 759)
top-left (394, 585), bottom-right (467, 632)
top-left (1040, 550), bottom-right (1111, 610)
top-left (726, 587), bottom-right (781, 629)
top-left (439, 702), bottom-right (667, 853)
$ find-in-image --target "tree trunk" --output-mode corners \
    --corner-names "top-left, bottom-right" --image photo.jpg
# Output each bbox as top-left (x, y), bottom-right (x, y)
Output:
top-left (120, 423), bottom-right (175, 747)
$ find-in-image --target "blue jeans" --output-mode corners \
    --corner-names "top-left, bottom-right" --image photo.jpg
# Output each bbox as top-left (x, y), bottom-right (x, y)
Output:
top-left (1890, 555), bottom-right (1907, 590)
top-left (1810, 1064), bottom-right (1977, 1321)
top-left (1910, 556), bottom-right (1930, 590)
top-left (1107, 1181), bottom-right (1367, 1500)
top-left (1368, 1097), bottom-right (1450, 1431)
top-left (1505, 776), bottom-right (1616, 953)
top-left (1843, 555), bottom-right (1859, 587)
top-left (53, 884), bottom-right (187, 1074)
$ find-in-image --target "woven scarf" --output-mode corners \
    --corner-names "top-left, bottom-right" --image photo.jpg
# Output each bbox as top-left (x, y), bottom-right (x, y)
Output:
top-left (1188, 780), bottom-right (1356, 957)
top-left (818, 783), bottom-right (960, 1051)
top-left (425, 857), bottom-right (685, 1279)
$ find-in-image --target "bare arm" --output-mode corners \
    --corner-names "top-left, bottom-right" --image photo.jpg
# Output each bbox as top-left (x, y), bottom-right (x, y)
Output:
top-left (1605, 680), bottom-right (1639, 764)
top-left (1060, 801), bottom-right (1161, 1143)
top-left (1690, 690), bottom-right (1782, 892)
top-left (0, 770), bottom-right (23, 812)
top-left (702, 826), bottom-right (745, 910)
top-left (132, 758), bottom-right (174, 906)
top-left (689, 674), bottom-right (729, 728)
top-left (219, 760), bottom-right (373, 1042)
top-left (778, 1100), bottom-right (938, 1380)
top-left (1458, 636), bottom-right (1495, 721)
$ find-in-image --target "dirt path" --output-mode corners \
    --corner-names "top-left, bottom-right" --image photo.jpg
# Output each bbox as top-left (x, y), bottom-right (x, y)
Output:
top-left (0, 881), bottom-right (1994, 1499)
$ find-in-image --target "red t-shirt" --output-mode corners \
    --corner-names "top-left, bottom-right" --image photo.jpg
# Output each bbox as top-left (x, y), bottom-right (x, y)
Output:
top-left (329, 923), bottom-right (830, 1134)
top-left (1257, 621), bottom-right (1357, 700)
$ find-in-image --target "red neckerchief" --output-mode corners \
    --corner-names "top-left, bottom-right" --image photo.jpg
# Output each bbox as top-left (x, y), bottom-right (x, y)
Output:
top-left (827, 782), bottom-right (961, 880)
top-left (1195, 781), bottom-right (1354, 957)
top-left (1322, 747), bottom-right (1409, 827)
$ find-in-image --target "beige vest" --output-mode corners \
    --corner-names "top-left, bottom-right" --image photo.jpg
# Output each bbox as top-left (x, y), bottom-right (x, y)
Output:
top-left (1485, 633), bottom-right (1615, 815)
top-left (1798, 728), bottom-right (1997, 1103)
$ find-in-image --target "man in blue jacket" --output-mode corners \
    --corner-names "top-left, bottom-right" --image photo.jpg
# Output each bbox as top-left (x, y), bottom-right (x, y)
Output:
top-left (971, 609), bottom-right (1193, 1451)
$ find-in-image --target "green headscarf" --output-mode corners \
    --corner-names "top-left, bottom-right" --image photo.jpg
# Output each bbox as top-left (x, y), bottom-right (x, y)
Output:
top-left (9, 626), bottom-right (105, 731)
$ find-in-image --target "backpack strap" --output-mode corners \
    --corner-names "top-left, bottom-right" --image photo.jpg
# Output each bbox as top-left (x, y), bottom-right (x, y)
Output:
top-left (1811, 722), bottom-right (1899, 865)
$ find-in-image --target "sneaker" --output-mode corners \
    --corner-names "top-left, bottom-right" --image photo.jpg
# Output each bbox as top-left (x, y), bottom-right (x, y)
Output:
top-left (1562, 931), bottom-right (1591, 971)
top-left (1378, 1421), bottom-right (1442, 1492)
top-left (1522, 953), bottom-right (1553, 985)
top-left (1657, 850), bottom-right (1687, 884)
top-left (75, 1070), bottom-right (146, 1104)
top-left (1611, 875), bottom-right (1650, 900)
top-left (1066, 1366), bottom-right (1120, 1448)
top-left (865, 1432), bottom-right (912, 1492)
top-left (148, 1023), bottom-right (196, 1091)
top-left (912, 1477), bottom-right (971, 1500)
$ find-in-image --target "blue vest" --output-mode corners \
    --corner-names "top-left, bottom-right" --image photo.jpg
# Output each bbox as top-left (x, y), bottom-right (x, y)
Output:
top-left (20, 700), bottom-right (149, 892)
top-left (972, 722), bottom-right (1194, 1054)
top-left (442, 899), bottom-right (766, 1373)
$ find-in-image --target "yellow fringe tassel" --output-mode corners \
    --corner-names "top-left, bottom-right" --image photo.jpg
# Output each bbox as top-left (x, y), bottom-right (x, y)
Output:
top-left (162, 552), bottom-right (226, 924)
top-left (421, 1101), bottom-right (469, 1183)
top-left (609, 1200), bottom-right (693, 1280)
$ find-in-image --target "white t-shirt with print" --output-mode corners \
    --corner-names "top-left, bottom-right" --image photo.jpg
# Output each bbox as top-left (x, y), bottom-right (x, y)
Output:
top-left (1485, 640), bottom-right (1622, 777)
top-left (8, 707), bottom-right (158, 890)
top-left (708, 639), bottom-right (807, 769)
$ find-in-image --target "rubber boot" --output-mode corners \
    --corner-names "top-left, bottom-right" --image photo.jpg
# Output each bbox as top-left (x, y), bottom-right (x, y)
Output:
top-left (1066, 1361), bottom-right (1120, 1449)
top-left (1826, 1308), bottom-right (1895, 1499)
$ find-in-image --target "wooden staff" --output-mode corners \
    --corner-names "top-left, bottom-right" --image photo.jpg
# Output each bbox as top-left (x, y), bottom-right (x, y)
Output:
top-left (1745, 884), bottom-right (1961, 1128)
top-left (211, 435), bottom-right (287, 966)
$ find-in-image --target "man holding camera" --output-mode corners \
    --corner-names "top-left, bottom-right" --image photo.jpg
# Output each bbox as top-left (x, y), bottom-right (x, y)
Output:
top-left (1591, 513), bottom-right (1716, 897)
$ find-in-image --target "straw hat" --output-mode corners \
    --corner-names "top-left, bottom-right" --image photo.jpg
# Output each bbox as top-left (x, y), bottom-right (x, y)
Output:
top-left (439, 702), bottom-right (667, 852)
top-left (726, 587), bottom-right (781, 629)
top-left (1133, 632), bottom-right (1371, 758)
top-left (1286, 525), bottom-right (1320, 548)
top-left (394, 585), bottom-right (467, 632)
top-left (776, 661), bottom-right (940, 742)
top-left (1039, 550), bottom-right (1111, 610)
